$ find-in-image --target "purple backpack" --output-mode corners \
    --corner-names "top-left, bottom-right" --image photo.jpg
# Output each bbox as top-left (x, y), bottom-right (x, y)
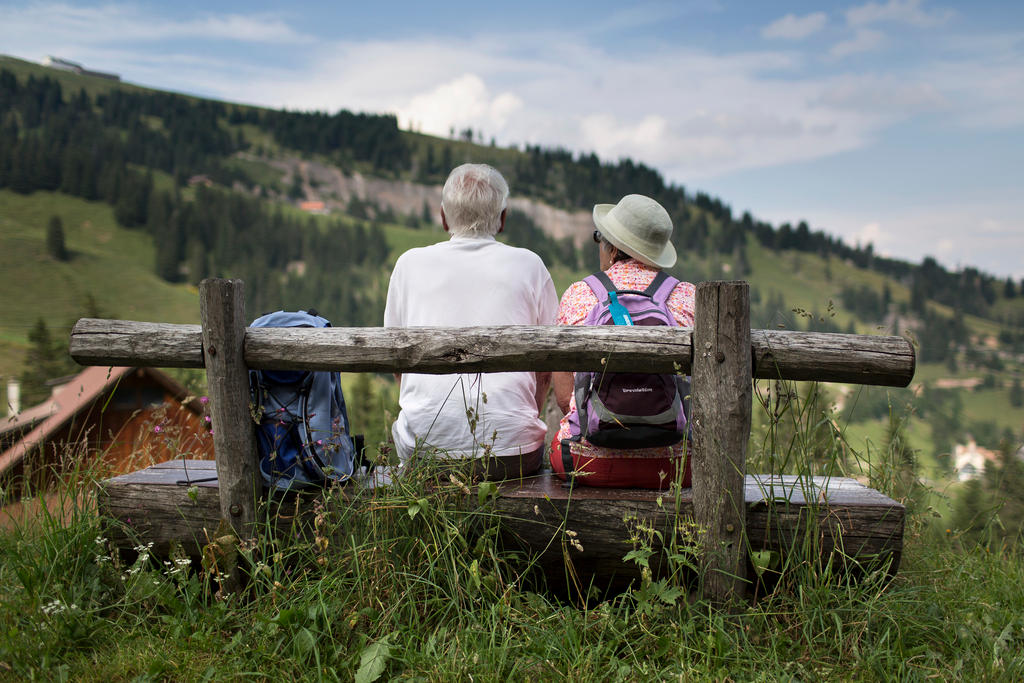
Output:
top-left (565, 271), bottom-right (690, 456)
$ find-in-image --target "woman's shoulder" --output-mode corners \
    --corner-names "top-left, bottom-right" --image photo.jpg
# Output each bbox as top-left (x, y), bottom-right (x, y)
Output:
top-left (557, 279), bottom-right (599, 325)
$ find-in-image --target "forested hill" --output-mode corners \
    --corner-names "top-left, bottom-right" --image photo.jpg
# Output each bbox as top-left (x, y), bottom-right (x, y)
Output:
top-left (2, 54), bottom-right (1023, 380)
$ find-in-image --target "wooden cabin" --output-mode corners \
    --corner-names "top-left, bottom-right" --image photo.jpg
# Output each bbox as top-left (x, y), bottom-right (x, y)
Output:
top-left (0, 366), bottom-right (215, 495)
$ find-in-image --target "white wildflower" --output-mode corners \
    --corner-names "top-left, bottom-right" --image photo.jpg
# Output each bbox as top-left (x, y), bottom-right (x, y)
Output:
top-left (41, 599), bottom-right (65, 615)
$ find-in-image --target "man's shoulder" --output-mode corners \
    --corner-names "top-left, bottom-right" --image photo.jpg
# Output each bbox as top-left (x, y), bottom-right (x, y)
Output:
top-left (392, 240), bottom-right (448, 268)
top-left (492, 241), bottom-right (548, 268)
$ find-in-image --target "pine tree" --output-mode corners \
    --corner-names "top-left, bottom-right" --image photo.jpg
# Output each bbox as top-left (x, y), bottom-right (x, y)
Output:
top-left (1010, 378), bottom-right (1023, 408)
top-left (46, 215), bottom-right (68, 261)
top-left (19, 318), bottom-right (74, 406)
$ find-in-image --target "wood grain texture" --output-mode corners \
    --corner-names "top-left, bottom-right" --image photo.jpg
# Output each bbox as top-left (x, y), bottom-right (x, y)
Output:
top-left (753, 329), bottom-right (916, 387)
top-left (70, 319), bottom-right (204, 368)
top-left (98, 462), bottom-right (904, 591)
top-left (71, 319), bottom-right (915, 386)
top-left (691, 281), bottom-right (752, 603)
top-left (246, 324), bottom-right (694, 373)
top-left (199, 280), bottom-right (258, 541)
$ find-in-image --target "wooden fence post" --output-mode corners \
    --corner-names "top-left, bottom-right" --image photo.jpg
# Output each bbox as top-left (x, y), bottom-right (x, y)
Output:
top-left (692, 281), bottom-right (752, 604)
top-left (199, 279), bottom-right (257, 590)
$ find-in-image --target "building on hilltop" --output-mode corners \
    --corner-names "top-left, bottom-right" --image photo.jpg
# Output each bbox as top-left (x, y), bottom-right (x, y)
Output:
top-left (41, 56), bottom-right (82, 73)
top-left (41, 55), bottom-right (120, 81)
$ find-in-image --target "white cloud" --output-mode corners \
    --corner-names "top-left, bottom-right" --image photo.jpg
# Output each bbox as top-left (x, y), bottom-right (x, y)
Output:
top-left (845, 0), bottom-right (954, 28)
top-left (829, 2), bottom-right (955, 61)
top-left (855, 221), bottom-right (885, 247)
top-left (762, 12), bottom-right (828, 40)
top-left (814, 75), bottom-right (945, 115)
top-left (830, 28), bottom-right (886, 58)
top-left (396, 74), bottom-right (523, 136)
top-left (580, 114), bottom-right (670, 160)
top-left (927, 47), bottom-right (1024, 129)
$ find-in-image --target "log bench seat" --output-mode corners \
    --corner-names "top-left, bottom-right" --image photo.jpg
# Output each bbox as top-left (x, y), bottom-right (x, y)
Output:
top-left (98, 459), bottom-right (904, 591)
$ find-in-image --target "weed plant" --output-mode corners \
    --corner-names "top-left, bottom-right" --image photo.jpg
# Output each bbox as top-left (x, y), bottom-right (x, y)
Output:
top-left (2, 385), bottom-right (1024, 680)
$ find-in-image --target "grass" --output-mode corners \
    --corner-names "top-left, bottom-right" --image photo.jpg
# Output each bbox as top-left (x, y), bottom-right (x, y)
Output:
top-left (2, 389), bottom-right (1024, 680)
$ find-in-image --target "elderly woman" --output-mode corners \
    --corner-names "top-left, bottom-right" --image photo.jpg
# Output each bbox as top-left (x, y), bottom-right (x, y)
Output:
top-left (551, 194), bottom-right (696, 488)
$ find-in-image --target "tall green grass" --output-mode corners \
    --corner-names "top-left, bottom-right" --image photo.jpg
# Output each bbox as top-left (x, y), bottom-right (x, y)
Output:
top-left (2, 386), bottom-right (1024, 680)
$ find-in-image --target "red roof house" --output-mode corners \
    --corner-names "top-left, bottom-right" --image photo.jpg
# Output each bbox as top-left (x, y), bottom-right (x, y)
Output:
top-left (0, 366), bottom-right (215, 494)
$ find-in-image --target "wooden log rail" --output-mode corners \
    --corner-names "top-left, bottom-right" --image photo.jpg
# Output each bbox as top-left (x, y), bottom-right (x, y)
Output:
top-left (69, 279), bottom-right (915, 603)
top-left (70, 321), bottom-right (915, 386)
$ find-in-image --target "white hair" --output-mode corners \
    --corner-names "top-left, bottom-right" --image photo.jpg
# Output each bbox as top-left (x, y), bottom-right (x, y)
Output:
top-left (441, 163), bottom-right (509, 237)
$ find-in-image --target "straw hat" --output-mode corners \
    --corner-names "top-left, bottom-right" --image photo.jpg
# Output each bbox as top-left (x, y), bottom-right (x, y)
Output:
top-left (593, 194), bottom-right (676, 269)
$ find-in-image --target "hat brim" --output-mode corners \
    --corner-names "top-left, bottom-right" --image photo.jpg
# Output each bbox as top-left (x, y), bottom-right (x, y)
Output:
top-left (593, 204), bottom-right (677, 269)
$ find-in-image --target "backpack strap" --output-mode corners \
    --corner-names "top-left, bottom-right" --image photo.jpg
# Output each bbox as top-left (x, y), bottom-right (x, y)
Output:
top-left (561, 439), bottom-right (575, 480)
top-left (643, 271), bottom-right (681, 305)
top-left (583, 272), bottom-right (615, 302)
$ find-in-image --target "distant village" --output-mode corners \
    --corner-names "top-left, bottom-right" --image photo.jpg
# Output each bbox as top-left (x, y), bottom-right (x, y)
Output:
top-left (41, 56), bottom-right (119, 82)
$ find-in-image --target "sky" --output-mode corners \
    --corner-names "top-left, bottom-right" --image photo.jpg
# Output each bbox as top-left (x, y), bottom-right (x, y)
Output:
top-left (2, 0), bottom-right (1023, 279)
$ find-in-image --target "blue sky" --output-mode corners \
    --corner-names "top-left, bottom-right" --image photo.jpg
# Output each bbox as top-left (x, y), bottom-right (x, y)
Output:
top-left (3, 0), bottom-right (1022, 279)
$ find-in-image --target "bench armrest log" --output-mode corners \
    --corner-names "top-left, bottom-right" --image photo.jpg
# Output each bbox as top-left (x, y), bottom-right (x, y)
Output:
top-left (198, 279), bottom-right (257, 594)
top-left (70, 320), bottom-right (915, 387)
top-left (693, 281), bottom-right (751, 604)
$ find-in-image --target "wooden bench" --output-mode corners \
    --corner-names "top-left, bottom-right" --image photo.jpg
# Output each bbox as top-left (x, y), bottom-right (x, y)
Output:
top-left (71, 278), bottom-right (914, 602)
top-left (98, 459), bottom-right (904, 594)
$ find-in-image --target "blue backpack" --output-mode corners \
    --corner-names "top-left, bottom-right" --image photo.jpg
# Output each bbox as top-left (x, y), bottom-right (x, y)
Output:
top-left (249, 310), bottom-right (356, 492)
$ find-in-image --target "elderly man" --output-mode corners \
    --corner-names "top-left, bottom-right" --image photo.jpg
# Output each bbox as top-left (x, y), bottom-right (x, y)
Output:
top-left (384, 163), bottom-right (558, 478)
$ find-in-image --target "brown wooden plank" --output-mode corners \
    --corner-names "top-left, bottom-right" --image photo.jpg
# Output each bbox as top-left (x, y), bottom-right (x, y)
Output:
top-left (69, 319), bottom-right (204, 368)
top-left (753, 330), bottom-right (916, 387)
top-left (200, 279), bottom-right (258, 593)
top-left (98, 482), bottom-right (221, 557)
top-left (70, 319), bottom-right (915, 387)
top-left (692, 281), bottom-right (751, 603)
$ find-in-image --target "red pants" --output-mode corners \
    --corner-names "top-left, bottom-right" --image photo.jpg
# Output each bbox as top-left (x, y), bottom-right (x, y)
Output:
top-left (549, 436), bottom-right (691, 489)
